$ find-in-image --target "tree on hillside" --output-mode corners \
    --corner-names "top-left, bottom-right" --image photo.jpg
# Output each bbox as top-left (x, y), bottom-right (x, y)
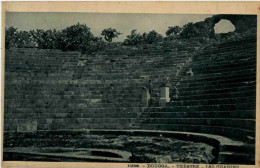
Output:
top-left (123, 29), bottom-right (144, 45)
top-left (166, 26), bottom-right (182, 36)
top-left (5, 27), bottom-right (35, 48)
top-left (123, 29), bottom-right (163, 46)
top-left (60, 23), bottom-right (104, 53)
top-left (180, 22), bottom-right (199, 38)
top-left (5, 23), bottom-right (105, 53)
top-left (61, 23), bottom-right (93, 51)
top-left (5, 27), bottom-right (18, 49)
top-left (30, 29), bottom-right (61, 49)
top-left (101, 28), bottom-right (122, 42)
top-left (144, 30), bottom-right (163, 44)
top-left (15, 31), bottom-right (35, 48)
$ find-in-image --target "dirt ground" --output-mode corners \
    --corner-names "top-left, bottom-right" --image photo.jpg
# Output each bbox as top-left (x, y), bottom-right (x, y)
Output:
top-left (4, 132), bottom-right (216, 163)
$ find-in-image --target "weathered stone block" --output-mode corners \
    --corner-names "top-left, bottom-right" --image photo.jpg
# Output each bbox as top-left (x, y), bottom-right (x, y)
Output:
top-left (17, 119), bottom-right (37, 133)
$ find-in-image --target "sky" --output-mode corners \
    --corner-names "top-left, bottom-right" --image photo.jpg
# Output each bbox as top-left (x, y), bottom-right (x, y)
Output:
top-left (6, 13), bottom-right (235, 42)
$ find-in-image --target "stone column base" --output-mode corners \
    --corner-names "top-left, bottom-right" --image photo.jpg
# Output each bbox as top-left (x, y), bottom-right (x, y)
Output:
top-left (159, 98), bottom-right (170, 107)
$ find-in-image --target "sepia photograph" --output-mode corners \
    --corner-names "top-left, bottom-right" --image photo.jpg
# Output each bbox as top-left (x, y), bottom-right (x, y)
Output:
top-left (1, 2), bottom-right (259, 168)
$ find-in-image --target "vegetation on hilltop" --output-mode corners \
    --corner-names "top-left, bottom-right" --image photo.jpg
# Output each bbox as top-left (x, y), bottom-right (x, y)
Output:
top-left (101, 28), bottom-right (122, 42)
top-left (123, 30), bottom-right (163, 46)
top-left (166, 26), bottom-right (182, 36)
top-left (5, 23), bottom-right (105, 54)
top-left (6, 19), bottom-right (247, 53)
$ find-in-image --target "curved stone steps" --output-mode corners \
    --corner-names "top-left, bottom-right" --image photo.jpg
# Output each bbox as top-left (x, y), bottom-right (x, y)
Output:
top-left (141, 123), bottom-right (254, 142)
top-left (180, 79), bottom-right (256, 90)
top-left (140, 111), bottom-right (255, 119)
top-left (178, 82), bottom-right (255, 92)
top-left (179, 88), bottom-right (255, 97)
top-left (142, 118), bottom-right (254, 130)
top-left (170, 97), bottom-right (255, 106)
top-left (179, 92), bottom-right (255, 100)
top-left (192, 61), bottom-right (256, 74)
top-left (179, 70), bottom-right (256, 85)
top-left (202, 44), bottom-right (255, 55)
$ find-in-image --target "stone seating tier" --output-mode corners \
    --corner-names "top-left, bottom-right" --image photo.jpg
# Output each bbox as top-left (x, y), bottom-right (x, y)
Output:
top-left (4, 30), bottom-right (256, 164)
top-left (4, 39), bottom-right (204, 133)
top-left (4, 32), bottom-right (256, 147)
top-left (140, 35), bottom-right (256, 145)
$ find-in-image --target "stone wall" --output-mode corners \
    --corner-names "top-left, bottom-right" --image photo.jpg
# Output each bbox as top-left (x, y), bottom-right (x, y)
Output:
top-left (4, 26), bottom-right (256, 145)
top-left (4, 40), bottom-right (202, 132)
top-left (212, 15), bottom-right (257, 33)
top-left (189, 14), bottom-right (257, 38)
top-left (141, 31), bottom-right (256, 143)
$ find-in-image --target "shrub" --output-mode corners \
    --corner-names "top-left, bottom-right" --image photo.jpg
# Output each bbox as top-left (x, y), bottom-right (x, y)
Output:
top-left (123, 30), bottom-right (163, 46)
top-left (5, 23), bottom-right (105, 54)
top-left (144, 30), bottom-right (163, 44)
top-left (5, 26), bottom-right (17, 49)
top-left (180, 22), bottom-right (199, 38)
top-left (60, 23), bottom-right (98, 52)
top-left (166, 26), bottom-right (182, 36)
top-left (123, 30), bottom-right (144, 45)
top-left (15, 31), bottom-right (35, 48)
top-left (101, 28), bottom-right (121, 42)
top-left (30, 29), bottom-right (61, 49)
top-left (180, 22), bottom-right (212, 38)
top-left (5, 27), bottom-right (35, 48)
top-left (59, 23), bottom-right (105, 53)
top-left (87, 37), bottom-right (105, 54)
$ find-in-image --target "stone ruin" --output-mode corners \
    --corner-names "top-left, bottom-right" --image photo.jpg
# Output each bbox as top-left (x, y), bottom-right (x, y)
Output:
top-left (3, 15), bottom-right (257, 164)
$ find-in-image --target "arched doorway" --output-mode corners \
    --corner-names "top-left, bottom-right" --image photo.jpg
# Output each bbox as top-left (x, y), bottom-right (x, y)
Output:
top-left (214, 19), bottom-right (235, 34)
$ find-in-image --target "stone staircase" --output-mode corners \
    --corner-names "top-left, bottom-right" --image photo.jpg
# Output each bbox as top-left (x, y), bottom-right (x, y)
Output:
top-left (138, 36), bottom-right (256, 164)
top-left (4, 39), bottom-right (206, 132)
